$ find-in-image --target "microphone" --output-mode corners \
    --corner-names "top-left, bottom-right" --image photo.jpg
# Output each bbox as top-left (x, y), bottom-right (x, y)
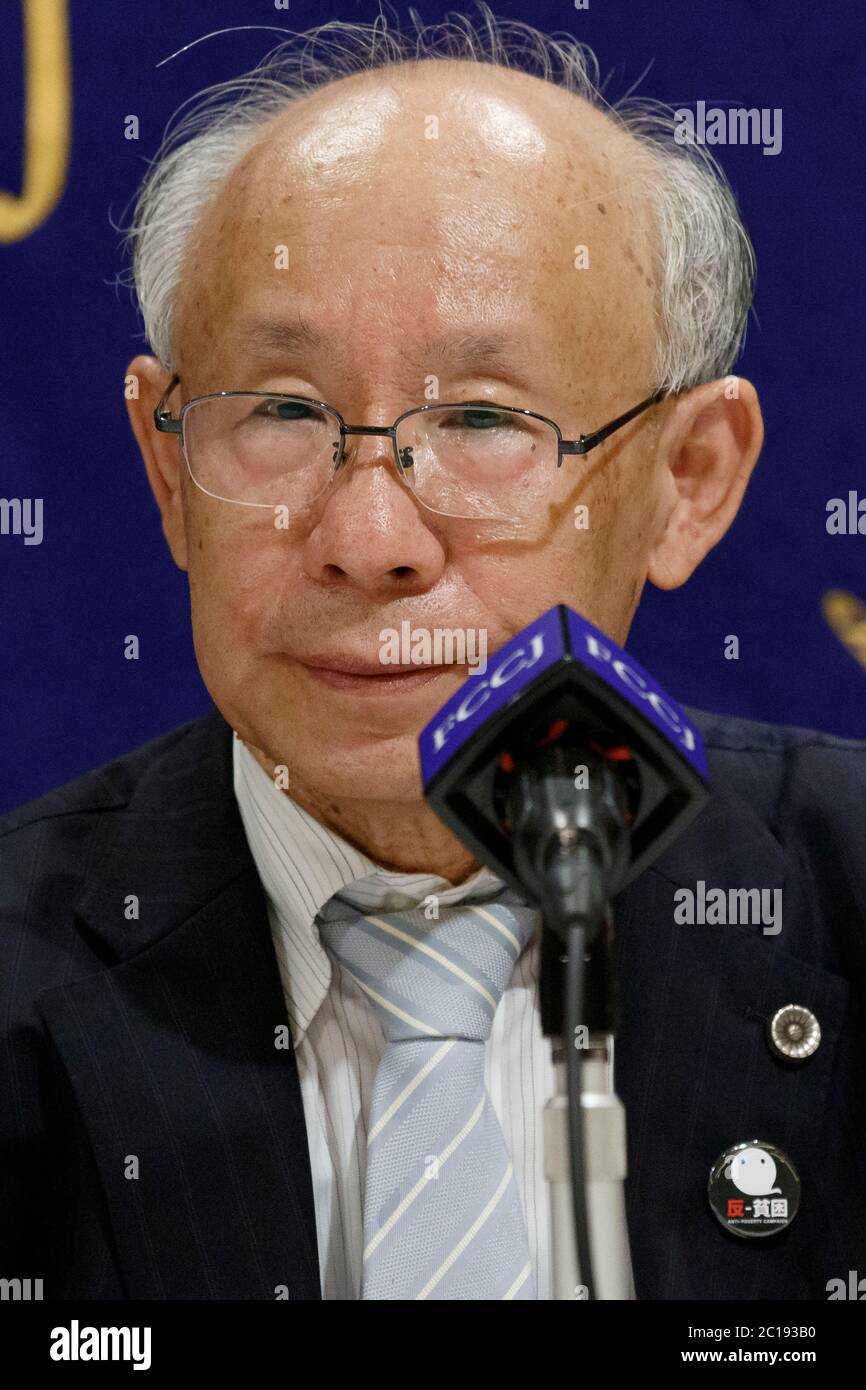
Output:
top-left (418, 603), bottom-right (711, 1300)
top-left (419, 602), bottom-right (710, 939)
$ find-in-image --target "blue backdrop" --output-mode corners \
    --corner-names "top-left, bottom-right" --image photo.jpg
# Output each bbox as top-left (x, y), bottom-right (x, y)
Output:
top-left (2, 0), bottom-right (864, 814)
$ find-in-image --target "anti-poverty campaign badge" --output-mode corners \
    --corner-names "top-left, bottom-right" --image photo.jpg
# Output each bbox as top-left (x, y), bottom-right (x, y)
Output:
top-left (707, 1139), bottom-right (801, 1239)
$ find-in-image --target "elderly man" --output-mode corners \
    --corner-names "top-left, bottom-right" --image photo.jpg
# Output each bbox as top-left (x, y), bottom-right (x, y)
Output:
top-left (1, 13), bottom-right (864, 1303)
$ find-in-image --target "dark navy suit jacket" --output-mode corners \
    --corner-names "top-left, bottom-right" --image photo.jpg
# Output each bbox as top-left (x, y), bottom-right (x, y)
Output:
top-left (1, 705), bottom-right (864, 1300)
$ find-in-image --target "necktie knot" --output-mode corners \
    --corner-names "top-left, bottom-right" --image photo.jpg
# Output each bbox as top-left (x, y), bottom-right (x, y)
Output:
top-left (315, 891), bottom-right (538, 1044)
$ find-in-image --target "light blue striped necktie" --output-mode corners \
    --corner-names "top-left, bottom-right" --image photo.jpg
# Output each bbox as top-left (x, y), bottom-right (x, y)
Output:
top-left (315, 885), bottom-right (539, 1300)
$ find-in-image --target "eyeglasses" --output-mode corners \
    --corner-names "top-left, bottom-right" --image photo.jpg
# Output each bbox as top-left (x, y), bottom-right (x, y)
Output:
top-left (154, 375), bottom-right (665, 522)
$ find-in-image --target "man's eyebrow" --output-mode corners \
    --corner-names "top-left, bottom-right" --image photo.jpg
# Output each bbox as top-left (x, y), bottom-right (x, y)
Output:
top-left (240, 317), bottom-right (327, 355)
top-left (415, 330), bottom-right (525, 369)
top-left (239, 318), bottom-right (526, 371)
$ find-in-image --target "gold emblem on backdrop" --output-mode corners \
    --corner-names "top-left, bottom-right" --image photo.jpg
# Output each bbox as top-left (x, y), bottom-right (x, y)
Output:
top-left (0, 0), bottom-right (71, 243)
top-left (823, 589), bottom-right (866, 673)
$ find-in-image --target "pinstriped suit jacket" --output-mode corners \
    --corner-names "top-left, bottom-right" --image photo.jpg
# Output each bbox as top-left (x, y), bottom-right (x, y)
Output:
top-left (1, 705), bottom-right (864, 1300)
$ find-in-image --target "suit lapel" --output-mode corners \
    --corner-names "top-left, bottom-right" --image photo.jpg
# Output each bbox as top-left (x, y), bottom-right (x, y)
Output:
top-left (612, 735), bottom-right (849, 1299)
top-left (36, 709), bottom-right (321, 1300)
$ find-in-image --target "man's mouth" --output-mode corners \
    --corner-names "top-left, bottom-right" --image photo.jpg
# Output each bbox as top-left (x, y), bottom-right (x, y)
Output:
top-left (297, 655), bottom-right (458, 694)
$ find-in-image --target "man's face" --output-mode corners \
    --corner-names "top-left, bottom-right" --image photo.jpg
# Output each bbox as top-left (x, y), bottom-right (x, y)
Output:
top-left (139, 63), bottom-right (670, 807)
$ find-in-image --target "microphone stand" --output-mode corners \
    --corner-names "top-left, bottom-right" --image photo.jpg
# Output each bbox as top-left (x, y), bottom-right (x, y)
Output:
top-left (540, 910), bottom-right (634, 1300)
top-left (508, 745), bottom-right (636, 1301)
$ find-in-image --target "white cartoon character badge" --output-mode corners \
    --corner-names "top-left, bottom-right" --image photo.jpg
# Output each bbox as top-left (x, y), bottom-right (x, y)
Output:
top-left (725, 1146), bottom-right (782, 1196)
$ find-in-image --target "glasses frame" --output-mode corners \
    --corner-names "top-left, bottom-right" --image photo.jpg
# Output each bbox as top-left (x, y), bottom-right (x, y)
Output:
top-left (153, 374), bottom-right (666, 513)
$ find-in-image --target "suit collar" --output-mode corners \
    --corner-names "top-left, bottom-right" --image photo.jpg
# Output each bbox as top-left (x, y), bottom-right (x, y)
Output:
top-left (73, 707), bottom-right (254, 961)
top-left (644, 707), bottom-right (787, 895)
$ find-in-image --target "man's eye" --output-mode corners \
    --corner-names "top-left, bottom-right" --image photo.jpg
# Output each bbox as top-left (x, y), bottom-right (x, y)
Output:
top-left (465, 409), bottom-right (501, 429)
top-left (252, 400), bottom-right (316, 421)
top-left (443, 408), bottom-right (508, 430)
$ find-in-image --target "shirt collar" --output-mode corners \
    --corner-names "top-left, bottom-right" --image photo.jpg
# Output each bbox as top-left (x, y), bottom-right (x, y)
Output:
top-left (231, 733), bottom-right (505, 1045)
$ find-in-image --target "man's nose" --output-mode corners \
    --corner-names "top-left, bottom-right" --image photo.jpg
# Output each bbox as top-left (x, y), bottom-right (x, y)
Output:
top-left (303, 431), bottom-right (446, 592)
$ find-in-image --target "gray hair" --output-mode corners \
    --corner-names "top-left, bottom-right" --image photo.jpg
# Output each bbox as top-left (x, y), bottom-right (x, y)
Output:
top-left (119, 3), bottom-right (756, 394)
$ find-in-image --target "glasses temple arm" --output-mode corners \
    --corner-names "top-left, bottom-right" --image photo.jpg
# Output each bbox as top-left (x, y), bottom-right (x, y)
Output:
top-left (561, 387), bottom-right (668, 456)
top-left (154, 373), bottom-right (182, 433)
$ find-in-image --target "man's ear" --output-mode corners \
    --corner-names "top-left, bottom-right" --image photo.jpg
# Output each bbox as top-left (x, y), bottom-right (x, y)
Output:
top-left (124, 355), bottom-right (189, 572)
top-left (647, 376), bottom-right (764, 590)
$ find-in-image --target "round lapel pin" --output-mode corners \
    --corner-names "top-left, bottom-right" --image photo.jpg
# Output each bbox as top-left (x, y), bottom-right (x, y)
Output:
top-left (708, 1140), bottom-right (800, 1238)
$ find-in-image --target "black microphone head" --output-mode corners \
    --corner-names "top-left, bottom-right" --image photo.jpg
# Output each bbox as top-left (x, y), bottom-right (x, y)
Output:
top-left (419, 604), bottom-right (710, 899)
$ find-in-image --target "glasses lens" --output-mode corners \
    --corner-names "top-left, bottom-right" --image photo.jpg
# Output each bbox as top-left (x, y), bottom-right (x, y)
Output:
top-left (395, 404), bottom-right (558, 520)
top-left (181, 395), bottom-right (338, 508)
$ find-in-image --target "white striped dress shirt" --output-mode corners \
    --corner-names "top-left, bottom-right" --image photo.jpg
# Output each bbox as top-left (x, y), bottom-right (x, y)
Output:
top-left (232, 732), bottom-right (555, 1299)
